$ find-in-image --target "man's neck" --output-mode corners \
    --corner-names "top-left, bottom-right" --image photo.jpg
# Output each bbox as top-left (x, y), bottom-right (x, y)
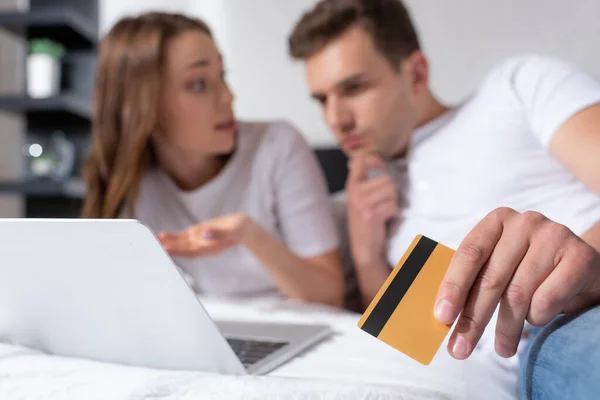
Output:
top-left (390, 93), bottom-right (451, 160)
top-left (415, 92), bottom-right (451, 129)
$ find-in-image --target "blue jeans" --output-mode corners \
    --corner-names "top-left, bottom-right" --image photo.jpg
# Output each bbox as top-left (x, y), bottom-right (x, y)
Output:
top-left (518, 305), bottom-right (600, 399)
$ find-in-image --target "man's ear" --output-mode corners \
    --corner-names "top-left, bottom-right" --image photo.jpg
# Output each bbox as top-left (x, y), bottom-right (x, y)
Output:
top-left (406, 51), bottom-right (429, 93)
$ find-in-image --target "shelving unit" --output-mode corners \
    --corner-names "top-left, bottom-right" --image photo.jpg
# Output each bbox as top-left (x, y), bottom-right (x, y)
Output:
top-left (0, 177), bottom-right (85, 198)
top-left (0, 91), bottom-right (91, 118)
top-left (0, 0), bottom-right (98, 218)
top-left (0, 6), bottom-right (97, 49)
top-left (0, 2), bottom-right (349, 219)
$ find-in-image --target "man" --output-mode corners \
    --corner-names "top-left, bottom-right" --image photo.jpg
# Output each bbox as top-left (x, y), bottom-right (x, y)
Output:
top-left (287, 0), bottom-right (600, 398)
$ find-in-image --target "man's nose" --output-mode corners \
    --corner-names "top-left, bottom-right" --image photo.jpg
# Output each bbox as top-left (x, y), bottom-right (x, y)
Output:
top-left (326, 98), bottom-right (354, 134)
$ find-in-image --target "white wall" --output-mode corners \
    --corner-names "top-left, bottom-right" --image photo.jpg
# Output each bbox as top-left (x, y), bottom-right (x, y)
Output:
top-left (99, 0), bottom-right (332, 145)
top-left (189, 0), bottom-right (332, 144)
top-left (100, 0), bottom-right (191, 34)
top-left (100, 0), bottom-right (600, 146)
top-left (405, 0), bottom-right (600, 103)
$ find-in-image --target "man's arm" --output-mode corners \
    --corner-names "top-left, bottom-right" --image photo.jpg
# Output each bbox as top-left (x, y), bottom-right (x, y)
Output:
top-left (582, 222), bottom-right (600, 254)
top-left (354, 258), bottom-right (392, 310)
top-left (551, 101), bottom-right (600, 310)
top-left (551, 99), bottom-right (600, 273)
top-left (345, 154), bottom-right (397, 310)
top-left (549, 102), bottom-right (600, 195)
top-left (565, 220), bottom-right (600, 314)
top-left (434, 101), bottom-right (600, 360)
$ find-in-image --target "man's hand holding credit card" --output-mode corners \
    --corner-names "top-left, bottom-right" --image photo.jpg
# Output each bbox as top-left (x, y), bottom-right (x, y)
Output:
top-left (358, 204), bottom-right (600, 366)
top-left (358, 234), bottom-right (455, 365)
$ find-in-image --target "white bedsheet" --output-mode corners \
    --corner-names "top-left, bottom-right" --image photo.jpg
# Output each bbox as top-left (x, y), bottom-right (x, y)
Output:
top-left (0, 296), bottom-right (519, 399)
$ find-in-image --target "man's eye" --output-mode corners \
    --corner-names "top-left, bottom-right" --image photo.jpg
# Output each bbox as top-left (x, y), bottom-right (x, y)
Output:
top-left (343, 82), bottom-right (363, 95)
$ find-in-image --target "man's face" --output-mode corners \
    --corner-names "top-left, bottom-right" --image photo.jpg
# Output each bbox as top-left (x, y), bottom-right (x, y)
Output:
top-left (305, 26), bottom-right (419, 158)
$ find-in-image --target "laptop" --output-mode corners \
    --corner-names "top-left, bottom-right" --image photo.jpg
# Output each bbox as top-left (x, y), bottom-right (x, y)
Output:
top-left (0, 218), bottom-right (332, 375)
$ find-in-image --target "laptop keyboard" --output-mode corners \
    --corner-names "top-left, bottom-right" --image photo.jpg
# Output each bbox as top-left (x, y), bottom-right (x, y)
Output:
top-left (226, 338), bottom-right (289, 368)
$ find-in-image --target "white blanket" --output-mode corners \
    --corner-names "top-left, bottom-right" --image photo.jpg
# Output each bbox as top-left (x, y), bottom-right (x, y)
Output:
top-left (0, 297), bottom-right (519, 399)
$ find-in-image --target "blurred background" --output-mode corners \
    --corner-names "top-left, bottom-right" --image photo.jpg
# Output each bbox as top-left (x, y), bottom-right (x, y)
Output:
top-left (0, 0), bottom-right (599, 219)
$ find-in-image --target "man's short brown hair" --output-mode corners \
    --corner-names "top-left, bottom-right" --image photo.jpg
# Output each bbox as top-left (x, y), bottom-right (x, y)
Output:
top-left (288, 0), bottom-right (420, 71)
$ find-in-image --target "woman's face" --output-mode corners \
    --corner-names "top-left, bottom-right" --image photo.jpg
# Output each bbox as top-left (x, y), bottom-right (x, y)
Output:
top-left (157, 30), bottom-right (237, 155)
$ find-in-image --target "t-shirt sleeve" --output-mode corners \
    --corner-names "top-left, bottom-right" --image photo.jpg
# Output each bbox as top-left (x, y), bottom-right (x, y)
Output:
top-left (268, 121), bottom-right (341, 258)
top-left (501, 54), bottom-right (600, 146)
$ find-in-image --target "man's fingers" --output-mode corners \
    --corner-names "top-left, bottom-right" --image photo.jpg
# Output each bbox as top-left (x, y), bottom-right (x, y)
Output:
top-left (447, 228), bottom-right (527, 360)
top-left (563, 242), bottom-right (600, 313)
top-left (495, 271), bottom-right (535, 358)
top-left (435, 209), bottom-right (512, 326)
top-left (347, 156), bottom-right (367, 182)
top-left (494, 240), bottom-right (556, 357)
top-left (347, 154), bottom-right (384, 183)
top-left (360, 176), bottom-right (396, 207)
top-left (528, 237), bottom-right (594, 326)
top-left (358, 174), bottom-right (394, 194)
top-left (493, 220), bottom-right (571, 357)
top-left (373, 199), bottom-right (397, 221)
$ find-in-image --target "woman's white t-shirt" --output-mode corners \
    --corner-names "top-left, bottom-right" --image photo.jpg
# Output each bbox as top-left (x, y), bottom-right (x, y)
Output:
top-left (131, 120), bottom-right (340, 297)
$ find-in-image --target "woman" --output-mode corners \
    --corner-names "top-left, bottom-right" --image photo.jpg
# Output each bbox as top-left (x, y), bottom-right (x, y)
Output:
top-left (81, 12), bottom-right (344, 307)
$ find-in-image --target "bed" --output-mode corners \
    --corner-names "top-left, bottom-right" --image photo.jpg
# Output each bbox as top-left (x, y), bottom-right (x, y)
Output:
top-left (0, 296), bottom-right (519, 399)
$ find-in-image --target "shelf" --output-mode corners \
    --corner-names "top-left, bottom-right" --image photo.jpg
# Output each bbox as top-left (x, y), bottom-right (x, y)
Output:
top-left (0, 177), bottom-right (86, 198)
top-left (26, 196), bottom-right (83, 218)
top-left (0, 7), bottom-right (97, 50)
top-left (0, 92), bottom-right (92, 121)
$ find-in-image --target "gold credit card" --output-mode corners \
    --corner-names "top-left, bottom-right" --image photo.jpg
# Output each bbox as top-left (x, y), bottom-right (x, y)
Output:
top-left (358, 235), bottom-right (454, 365)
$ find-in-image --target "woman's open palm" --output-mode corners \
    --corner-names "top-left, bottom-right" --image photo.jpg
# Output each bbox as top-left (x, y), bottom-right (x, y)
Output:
top-left (157, 213), bottom-right (252, 258)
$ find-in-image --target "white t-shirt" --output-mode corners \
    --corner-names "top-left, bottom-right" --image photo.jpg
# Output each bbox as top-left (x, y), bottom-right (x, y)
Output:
top-left (387, 54), bottom-right (600, 264)
top-left (131, 120), bottom-right (340, 297)
top-left (380, 54), bottom-right (600, 394)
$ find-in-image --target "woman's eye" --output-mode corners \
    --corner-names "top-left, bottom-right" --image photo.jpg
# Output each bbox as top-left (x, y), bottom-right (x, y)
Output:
top-left (189, 80), bottom-right (206, 92)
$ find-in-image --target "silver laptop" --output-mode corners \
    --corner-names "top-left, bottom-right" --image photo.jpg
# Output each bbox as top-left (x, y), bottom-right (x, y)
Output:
top-left (0, 218), bottom-right (332, 375)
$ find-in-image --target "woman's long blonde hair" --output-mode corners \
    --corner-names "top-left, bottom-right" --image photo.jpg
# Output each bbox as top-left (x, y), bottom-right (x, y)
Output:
top-left (81, 12), bottom-right (212, 218)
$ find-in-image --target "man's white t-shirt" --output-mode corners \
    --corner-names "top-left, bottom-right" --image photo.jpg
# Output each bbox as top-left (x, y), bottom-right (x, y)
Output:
top-left (380, 54), bottom-right (600, 396)
top-left (387, 54), bottom-right (600, 264)
top-left (131, 120), bottom-right (340, 297)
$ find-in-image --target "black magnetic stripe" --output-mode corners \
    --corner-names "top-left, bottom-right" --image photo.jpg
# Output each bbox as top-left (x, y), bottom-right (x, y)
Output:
top-left (361, 236), bottom-right (437, 337)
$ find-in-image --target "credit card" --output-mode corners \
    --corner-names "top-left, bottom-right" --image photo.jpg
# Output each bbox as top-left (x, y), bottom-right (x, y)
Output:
top-left (358, 235), bottom-right (454, 365)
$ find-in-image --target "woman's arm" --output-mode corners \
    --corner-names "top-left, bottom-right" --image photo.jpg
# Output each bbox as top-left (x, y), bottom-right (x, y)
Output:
top-left (266, 122), bottom-right (345, 307)
top-left (159, 212), bottom-right (344, 307)
top-left (160, 121), bottom-right (346, 307)
top-left (242, 218), bottom-right (343, 307)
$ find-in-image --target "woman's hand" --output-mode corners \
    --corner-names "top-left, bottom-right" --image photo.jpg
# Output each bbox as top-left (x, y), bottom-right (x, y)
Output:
top-left (157, 213), bottom-right (253, 258)
top-left (159, 211), bottom-right (344, 307)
